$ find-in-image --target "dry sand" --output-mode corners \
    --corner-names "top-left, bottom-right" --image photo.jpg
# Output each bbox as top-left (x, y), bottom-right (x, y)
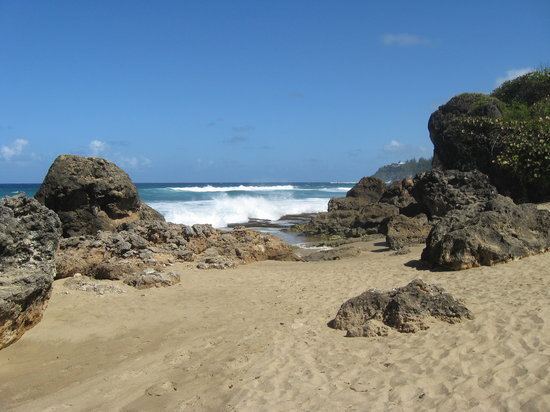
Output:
top-left (1, 239), bottom-right (549, 411)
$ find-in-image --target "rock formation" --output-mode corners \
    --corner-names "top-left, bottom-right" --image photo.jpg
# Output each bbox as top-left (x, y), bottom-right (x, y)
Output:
top-left (346, 176), bottom-right (386, 202)
top-left (428, 70), bottom-right (550, 202)
top-left (412, 169), bottom-right (498, 219)
top-left (0, 195), bottom-right (61, 349)
top-left (386, 214), bottom-right (431, 250)
top-left (35, 155), bottom-right (164, 237)
top-left (55, 220), bottom-right (297, 282)
top-left (329, 279), bottom-right (472, 337)
top-left (422, 195), bottom-right (550, 270)
top-left (291, 203), bottom-right (398, 238)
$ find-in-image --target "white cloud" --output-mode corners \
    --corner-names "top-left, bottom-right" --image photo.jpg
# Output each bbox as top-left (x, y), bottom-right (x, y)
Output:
top-left (384, 139), bottom-right (405, 152)
top-left (119, 156), bottom-right (151, 169)
top-left (89, 139), bottom-right (108, 156)
top-left (381, 33), bottom-right (431, 47)
top-left (495, 67), bottom-right (533, 86)
top-left (1, 138), bottom-right (28, 161)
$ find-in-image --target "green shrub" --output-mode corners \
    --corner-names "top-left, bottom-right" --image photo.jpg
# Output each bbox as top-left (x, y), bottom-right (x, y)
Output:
top-left (492, 68), bottom-right (550, 105)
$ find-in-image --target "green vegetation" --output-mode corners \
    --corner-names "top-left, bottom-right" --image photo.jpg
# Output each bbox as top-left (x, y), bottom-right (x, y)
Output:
top-left (492, 67), bottom-right (550, 105)
top-left (372, 157), bottom-right (432, 182)
top-left (443, 68), bottom-right (550, 200)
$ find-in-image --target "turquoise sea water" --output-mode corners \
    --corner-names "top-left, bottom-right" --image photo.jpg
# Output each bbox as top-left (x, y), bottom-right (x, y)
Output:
top-left (0, 182), bottom-right (353, 228)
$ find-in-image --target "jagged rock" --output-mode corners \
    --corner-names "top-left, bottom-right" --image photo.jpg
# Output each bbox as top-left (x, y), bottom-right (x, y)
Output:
top-left (386, 214), bottom-right (431, 250)
top-left (328, 279), bottom-right (472, 337)
top-left (35, 155), bottom-right (164, 237)
top-left (292, 203), bottom-right (399, 238)
top-left (124, 269), bottom-right (180, 289)
top-left (56, 220), bottom-right (297, 278)
top-left (197, 256), bottom-right (236, 270)
top-left (346, 177), bottom-right (386, 202)
top-left (413, 169), bottom-right (498, 218)
top-left (422, 195), bottom-right (550, 270)
top-left (0, 195), bottom-right (62, 349)
top-left (327, 197), bottom-right (371, 212)
top-left (379, 178), bottom-right (416, 209)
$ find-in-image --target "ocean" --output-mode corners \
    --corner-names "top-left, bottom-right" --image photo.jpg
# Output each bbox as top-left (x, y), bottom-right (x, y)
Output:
top-left (0, 182), bottom-right (353, 228)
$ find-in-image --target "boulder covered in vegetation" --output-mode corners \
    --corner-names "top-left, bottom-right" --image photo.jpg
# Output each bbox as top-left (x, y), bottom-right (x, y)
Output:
top-left (421, 195), bottom-right (550, 270)
top-left (329, 279), bottom-right (472, 337)
top-left (428, 69), bottom-right (550, 202)
top-left (35, 155), bottom-right (164, 237)
top-left (0, 195), bottom-right (62, 349)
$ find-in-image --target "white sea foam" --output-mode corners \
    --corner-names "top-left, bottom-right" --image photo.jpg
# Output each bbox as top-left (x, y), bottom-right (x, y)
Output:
top-left (317, 187), bottom-right (351, 192)
top-left (148, 195), bottom-right (328, 227)
top-left (167, 185), bottom-right (295, 192)
top-left (165, 185), bottom-right (351, 193)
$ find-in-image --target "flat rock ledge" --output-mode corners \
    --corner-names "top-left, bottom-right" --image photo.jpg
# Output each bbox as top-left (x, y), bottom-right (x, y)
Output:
top-left (328, 279), bottom-right (472, 337)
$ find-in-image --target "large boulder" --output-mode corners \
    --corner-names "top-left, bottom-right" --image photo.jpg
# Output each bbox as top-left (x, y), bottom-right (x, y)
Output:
top-left (329, 279), bottom-right (472, 337)
top-left (0, 195), bottom-right (61, 349)
top-left (422, 195), bottom-right (550, 270)
top-left (35, 155), bottom-right (164, 237)
top-left (346, 177), bottom-right (386, 202)
top-left (386, 214), bottom-right (431, 250)
top-left (428, 70), bottom-right (550, 202)
top-left (412, 169), bottom-right (498, 219)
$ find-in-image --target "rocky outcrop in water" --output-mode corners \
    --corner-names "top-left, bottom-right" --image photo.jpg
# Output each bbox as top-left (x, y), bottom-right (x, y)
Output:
top-left (329, 279), bottom-right (472, 337)
top-left (35, 155), bottom-right (164, 237)
top-left (291, 203), bottom-right (398, 238)
top-left (0, 195), bottom-right (61, 349)
top-left (422, 195), bottom-right (550, 270)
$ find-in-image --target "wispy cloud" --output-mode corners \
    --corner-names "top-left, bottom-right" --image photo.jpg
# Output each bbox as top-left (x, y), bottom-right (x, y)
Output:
top-left (89, 139), bottom-right (108, 156)
top-left (225, 135), bottom-right (248, 144)
top-left (381, 33), bottom-right (431, 47)
top-left (118, 156), bottom-right (151, 169)
top-left (1, 138), bottom-right (28, 161)
top-left (495, 67), bottom-right (533, 86)
top-left (384, 139), bottom-right (405, 152)
top-left (232, 125), bottom-right (255, 133)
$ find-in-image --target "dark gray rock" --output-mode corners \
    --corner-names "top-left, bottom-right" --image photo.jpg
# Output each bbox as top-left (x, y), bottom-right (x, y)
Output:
top-left (346, 177), bottom-right (386, 202)
top-left (386, 214), bottom-right (431, 250)
top-left (328, 279), bottom-right (472, 337)
top-left (0, 195), bottom-right (62, 349)
top-left (292, 203), bottom-right (399, 238)
top-left (35, 155), bottom-right (164, 237)
top-left (412, 169), bottom-right (498, 219)
top-left (422, 195), bottom-right (550, 270)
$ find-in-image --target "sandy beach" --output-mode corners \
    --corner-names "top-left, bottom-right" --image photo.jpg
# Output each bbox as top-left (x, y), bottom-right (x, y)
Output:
top-left (1, 239), bottom-right (549, 411)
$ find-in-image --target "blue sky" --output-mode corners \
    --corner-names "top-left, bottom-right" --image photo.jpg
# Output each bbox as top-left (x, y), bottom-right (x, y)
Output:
top-left (1, 0), bottom-right (549, 183)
